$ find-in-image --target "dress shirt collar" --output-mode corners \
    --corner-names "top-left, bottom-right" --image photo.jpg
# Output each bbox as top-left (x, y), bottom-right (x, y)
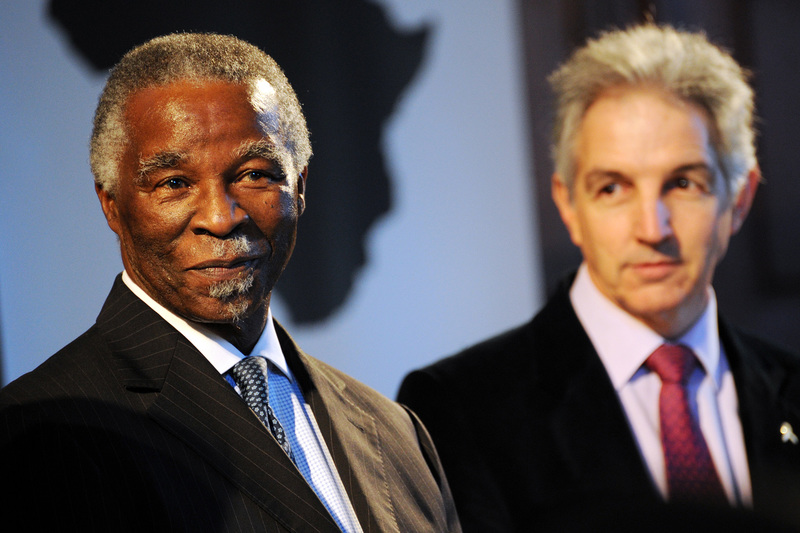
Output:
top-left (121, 271), bottom-right (291, 379)
top-left (569, 264), bottom-right (722, 391)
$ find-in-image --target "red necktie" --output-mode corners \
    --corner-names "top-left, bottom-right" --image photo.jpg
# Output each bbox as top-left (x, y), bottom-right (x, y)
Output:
top-left (645, 344), bottom-right (727, 505)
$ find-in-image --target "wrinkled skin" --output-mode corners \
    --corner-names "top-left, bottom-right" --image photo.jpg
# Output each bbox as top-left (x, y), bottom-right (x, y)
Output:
top-left (97, 80), bottom-right (307, 353)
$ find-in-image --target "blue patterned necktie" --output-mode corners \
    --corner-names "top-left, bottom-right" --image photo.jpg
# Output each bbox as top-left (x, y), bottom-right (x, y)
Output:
top-left (233, 356), bottom-right (362, 532)
top-left (231, 356), bottom-right (294, 462)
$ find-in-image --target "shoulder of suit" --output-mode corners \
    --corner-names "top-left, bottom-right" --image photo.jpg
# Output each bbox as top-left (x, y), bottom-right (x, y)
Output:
top-left (1, 324), bottom-right (109, 401)
top-left (400, 287), bottom-right (578, 400)
top-left (303, 350), bottom-right (404, 409)
top-left (722, 317), bottom-right (800, 371)
top-left (410, 300), bottom-right (559, 382)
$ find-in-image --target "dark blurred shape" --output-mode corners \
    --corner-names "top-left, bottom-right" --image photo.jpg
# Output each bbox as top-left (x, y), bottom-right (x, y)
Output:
top-left (48, 0), bottom-right (429, 323)
top-left (0, 286), bottom-right (3, 385)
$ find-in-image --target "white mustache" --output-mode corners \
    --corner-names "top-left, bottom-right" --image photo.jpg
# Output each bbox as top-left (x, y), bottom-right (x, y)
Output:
top-left (210, 235), bottom-right (257, 257)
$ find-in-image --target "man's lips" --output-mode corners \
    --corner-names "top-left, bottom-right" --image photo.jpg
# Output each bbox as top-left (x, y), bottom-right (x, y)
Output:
top-left (628, 259), bottom-right (681, 279)
top-left (187, 255), bottom-right (264, 278)
top-left (189, 255), bottom-right (263, 270)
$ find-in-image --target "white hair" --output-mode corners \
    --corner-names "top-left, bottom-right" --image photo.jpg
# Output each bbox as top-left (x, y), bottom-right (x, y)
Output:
top-left (549, 23), bottom-right (756, 196)
top-left (91, 32), bottom-right (312, 196)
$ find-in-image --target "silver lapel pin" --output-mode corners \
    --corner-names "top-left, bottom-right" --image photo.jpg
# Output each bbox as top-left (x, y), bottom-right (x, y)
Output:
top-left (781, 422), bottom-right (798, 444)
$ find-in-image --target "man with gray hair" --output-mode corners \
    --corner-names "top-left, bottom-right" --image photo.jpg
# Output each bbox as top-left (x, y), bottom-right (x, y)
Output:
top-left (399, 23), bottom-right (800, 531)
top-left (0, 33), bottom-right (460, 532)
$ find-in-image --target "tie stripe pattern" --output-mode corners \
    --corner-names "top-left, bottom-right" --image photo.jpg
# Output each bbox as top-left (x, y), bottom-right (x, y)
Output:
top-left (645, 344), bottom-right (727, 505)
top-left (231, 356), bottom-right (295, 462)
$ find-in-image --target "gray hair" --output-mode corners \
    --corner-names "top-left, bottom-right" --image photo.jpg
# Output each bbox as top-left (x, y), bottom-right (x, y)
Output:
top-left (90, 32), bottom-right (312, 196)
top-left (548, 23), bottom-right (756, 196)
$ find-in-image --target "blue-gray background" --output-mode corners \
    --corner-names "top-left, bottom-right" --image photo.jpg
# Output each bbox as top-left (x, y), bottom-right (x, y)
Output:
top-left (0, 0), bottom-right (540, 397)
top-left (4, 0), bottom-right (800, 398)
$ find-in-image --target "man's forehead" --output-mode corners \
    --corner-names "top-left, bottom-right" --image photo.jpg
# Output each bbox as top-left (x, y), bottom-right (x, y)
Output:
top-left (122, 80), bottom-right (293, 175)
top-left (250, 78), bottom-right (279, 112)
top-left (578, 91), bottom-right (714, 160)
top-left (123, 79), bottom-right (279, 136)
top-left (124, 78), bottom-right (277, 113)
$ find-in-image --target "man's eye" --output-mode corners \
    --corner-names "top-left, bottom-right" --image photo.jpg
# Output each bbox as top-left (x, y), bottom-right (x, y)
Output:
top-left (674, 177), bottom-right (691, 189)
top-left (244, 171), bottom-right (267, 181)
top-left (161, 177), bottom-right (188, 189)
top-left (242, 170), bottom-right (285, 182)
top-left (599, 183), bottom-right (619, 195)
top-left (667, 176), bottom-right (706, 194)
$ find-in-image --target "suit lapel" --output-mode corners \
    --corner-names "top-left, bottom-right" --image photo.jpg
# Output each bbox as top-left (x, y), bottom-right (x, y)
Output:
top-left (97, 277), bottom-right (340, 532)
top-left (721, 320), bottom-right (800, 516)
top-left (532, 285), bottom-right (658, 500)
top-left (276, 323), bottom-right (385, 531)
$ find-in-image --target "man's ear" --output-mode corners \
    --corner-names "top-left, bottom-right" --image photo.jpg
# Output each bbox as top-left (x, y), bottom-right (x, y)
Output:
top-left (95, 183), bottom-right (122, 236)
top-left (551, 173), bottom-right (582, 247)
top-left (297, 166), bottom-right (308, 216)
top-left (731, 166), bottom-right (760, 234)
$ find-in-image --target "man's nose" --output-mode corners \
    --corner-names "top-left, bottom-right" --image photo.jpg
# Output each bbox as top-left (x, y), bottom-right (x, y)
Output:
top-left (635, 196), bottom-right (673, 244)
top-left (192, 183), bottom-right (248, 237)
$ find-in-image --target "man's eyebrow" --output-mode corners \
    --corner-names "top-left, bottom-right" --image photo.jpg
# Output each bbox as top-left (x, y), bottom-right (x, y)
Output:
top-left (236, 139), bottom-right (279, 161)
top-left (136, 151), bottom-right (186, 184)
top-left (582, 162), bottom-right (714, 184)
top-left (582, 168), bottom-right (627, 185)
top-left (670, 162), bottom-right (714, 176)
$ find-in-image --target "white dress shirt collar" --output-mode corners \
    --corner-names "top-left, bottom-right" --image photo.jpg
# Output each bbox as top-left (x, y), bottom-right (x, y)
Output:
top-left (121, 271), bottom-right (290, 378)
top-left (569, 264), bottom-right (722, 391)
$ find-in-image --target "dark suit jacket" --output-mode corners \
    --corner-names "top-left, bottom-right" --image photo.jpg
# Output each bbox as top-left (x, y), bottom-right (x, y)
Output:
top-left (0, 276), bottom-right (461, 532)
top-left (398, 280), bottom-right (800, 532)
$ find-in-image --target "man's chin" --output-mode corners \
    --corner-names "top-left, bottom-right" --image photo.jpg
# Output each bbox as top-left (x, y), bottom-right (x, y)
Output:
top-left (219, 297), bottom-right (254, 325)
top-left (206, 275), bottom-right (263, 323)
top-left (176, 292), bottom-right (261, 324)
top-left (622, 297), bottom-right (703, 338)
top-left (209, 274), bottom-right (255, 300)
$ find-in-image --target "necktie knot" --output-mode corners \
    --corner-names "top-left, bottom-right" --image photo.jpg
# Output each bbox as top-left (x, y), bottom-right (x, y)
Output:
top-left (645, 344), bottom-right (698, 385)
top-left (230, 356), bottom-right (294, 461)
top-left (645, 343), bottom-right (727, 505)
top-left (231, 355), bottom-right (269, 390)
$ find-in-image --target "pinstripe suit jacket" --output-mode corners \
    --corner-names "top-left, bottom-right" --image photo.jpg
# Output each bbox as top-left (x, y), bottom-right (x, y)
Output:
top-left (0, 276), bottom-right (460, 532)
